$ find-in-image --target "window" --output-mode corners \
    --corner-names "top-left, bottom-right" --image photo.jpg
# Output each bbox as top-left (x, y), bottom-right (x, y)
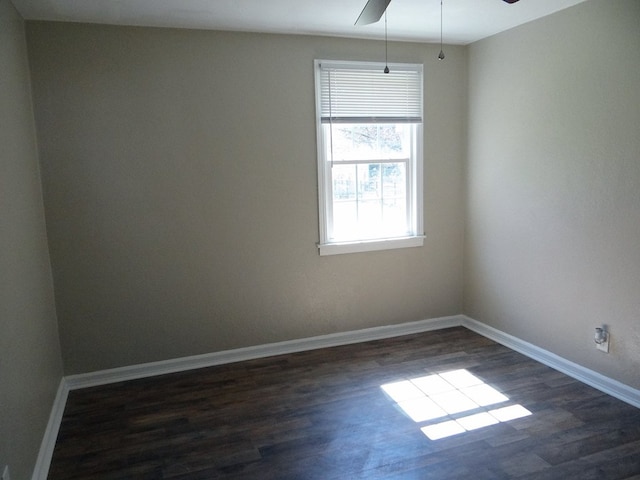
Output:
top-left (314, 60), bottom-right (424, 256)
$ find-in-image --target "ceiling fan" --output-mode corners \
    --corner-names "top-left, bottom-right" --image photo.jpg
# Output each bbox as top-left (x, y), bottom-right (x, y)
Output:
top-left (355, 0), bottom-right (520, 26)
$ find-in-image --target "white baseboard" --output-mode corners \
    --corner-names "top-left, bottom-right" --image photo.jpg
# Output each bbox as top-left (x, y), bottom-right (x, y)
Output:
top-left (65, 315), bottom-right (464, 390)
top-left (461, 315), bottom-right (640, 409)
top-left (37, 314), bottom-right (640, 480)
top-left (31, 378), bottom-right (69, 480)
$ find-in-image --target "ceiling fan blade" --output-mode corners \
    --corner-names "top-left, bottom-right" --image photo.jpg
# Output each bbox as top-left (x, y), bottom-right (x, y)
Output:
top-left (355, 0), bottom-right (392, 26)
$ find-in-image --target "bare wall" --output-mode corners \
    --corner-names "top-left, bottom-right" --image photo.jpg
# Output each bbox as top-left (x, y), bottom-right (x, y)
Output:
top-left (466, 0), bottom-right (640, 388)
top-left (0, 0), bottom-right (63, 477)
top-left (26, 23), bottom-right (467, 374)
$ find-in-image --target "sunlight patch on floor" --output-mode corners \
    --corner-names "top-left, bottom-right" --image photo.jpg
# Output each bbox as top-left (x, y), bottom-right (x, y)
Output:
top-left (381, 369), bottom-right (532, 440)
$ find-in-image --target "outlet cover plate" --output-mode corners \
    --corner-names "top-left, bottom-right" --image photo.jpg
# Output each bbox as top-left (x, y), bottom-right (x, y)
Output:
top-left (2, 465), bottom-right (10, 480)
top-left (596, 336), bottom-right (610, 353)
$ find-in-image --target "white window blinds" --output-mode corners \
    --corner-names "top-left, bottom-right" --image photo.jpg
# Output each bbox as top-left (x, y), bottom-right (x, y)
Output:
top-left (318, 61), bottom-right (423, 124)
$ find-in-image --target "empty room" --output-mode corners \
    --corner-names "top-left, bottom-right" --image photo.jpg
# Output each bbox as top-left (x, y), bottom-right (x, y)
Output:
top-left (1, 0), bottom-right (639, 478)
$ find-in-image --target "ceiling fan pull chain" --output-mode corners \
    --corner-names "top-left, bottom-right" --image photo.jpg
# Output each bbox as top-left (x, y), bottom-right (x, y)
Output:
top-left (438, 0), bottom-right (445, 60)
top-left (384, 11), bottom-right (390, 73)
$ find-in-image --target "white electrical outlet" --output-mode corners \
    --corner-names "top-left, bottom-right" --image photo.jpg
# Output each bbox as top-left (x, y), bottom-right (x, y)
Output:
top-left (2, 465), bottom-right (10, 480)
top-left (595, 327), bottom-right (610, 353)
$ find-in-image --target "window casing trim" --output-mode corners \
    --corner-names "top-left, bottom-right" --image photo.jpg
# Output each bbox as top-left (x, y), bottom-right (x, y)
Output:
top-left (318, 235), bottom-right (425, 256)
top-left (314, 59), bottom-right (424, 256)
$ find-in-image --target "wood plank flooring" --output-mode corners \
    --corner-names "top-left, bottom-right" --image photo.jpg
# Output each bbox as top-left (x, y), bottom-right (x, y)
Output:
top-left (48, 327), bottom-right (640, 479)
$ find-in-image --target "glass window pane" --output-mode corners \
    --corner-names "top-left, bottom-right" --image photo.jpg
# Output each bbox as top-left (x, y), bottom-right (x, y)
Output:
top-left (329, 124), bottom-right (412, 161)
top-left (331, 160), bottom-right (410, 241)
top-left (358, 200), bottom-right (382, 238)
top-left (332, 164), bottom-right (356, 200)
top-left (357, 163), bottom-right (381, 201)
top-left (382, 162), bottom-right (407, 234)
top-left (332, 164), bottom-right (357, 239)
top-left (333, 201), bottom-right (358, 239)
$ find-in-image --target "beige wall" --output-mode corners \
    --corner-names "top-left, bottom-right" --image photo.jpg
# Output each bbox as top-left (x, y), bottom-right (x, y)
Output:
top-left (26, 23), bottom-right (467, 374)
top-left (5, 1), bottom-right (638, 475)
top-left (466, 0), bottom-right (640, 389)
top-left (0, 0), bottom-right (63, 478)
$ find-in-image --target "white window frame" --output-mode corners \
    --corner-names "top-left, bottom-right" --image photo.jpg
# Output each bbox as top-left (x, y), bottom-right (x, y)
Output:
top-left (314, 59), bottom-right (425, 256)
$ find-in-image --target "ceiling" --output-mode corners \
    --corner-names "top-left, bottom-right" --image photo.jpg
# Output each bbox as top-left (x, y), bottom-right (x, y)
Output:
top-left (12, 0), bottom-right (589, 45)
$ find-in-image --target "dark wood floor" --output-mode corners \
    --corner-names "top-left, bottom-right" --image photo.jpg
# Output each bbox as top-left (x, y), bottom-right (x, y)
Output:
top-left (49, 327), bottom-right (640, 479)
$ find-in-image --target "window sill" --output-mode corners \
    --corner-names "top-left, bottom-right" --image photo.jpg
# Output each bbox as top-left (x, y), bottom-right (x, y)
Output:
top-left (318, 235), bottom-right (425, 256)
